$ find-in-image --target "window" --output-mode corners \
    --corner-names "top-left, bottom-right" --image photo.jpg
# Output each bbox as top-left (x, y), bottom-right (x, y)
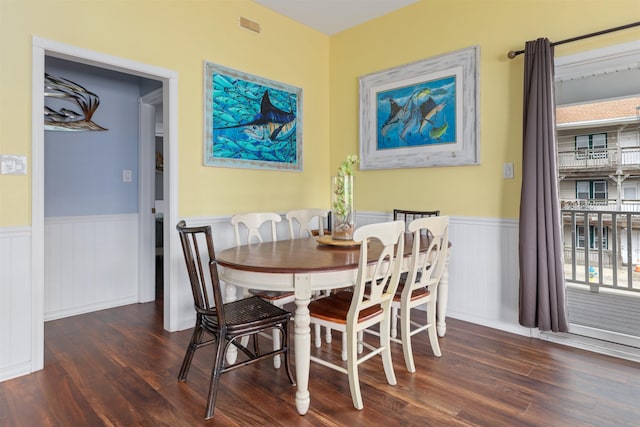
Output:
top-left (577, 225), bottom-right (608, 249)
top-left (591, 133), bottom-right (607, 158)
top-left (575, 135), bottom-right (588, 160)
top-left (576, 180), bottom-right (608, 206)
top-left (623, 185), bottom-right (637, 200)
top-left (592, 181), bottom-right (607, 203)
top-left (576, 181), bottom-right (590, 199)
top-left (575, 133), bottom-right (607, 159)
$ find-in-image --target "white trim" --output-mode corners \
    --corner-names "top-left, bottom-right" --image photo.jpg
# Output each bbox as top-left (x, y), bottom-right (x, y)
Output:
top-left (139, 89), bottom-right (162, 304)
top-left (0, 362), bottom-right (32, 383)
top-left (31, 36), bottom-right (179, 377)
top-left (31, 43), bottom-right (45, 373)
top-left (45, 296), bottom-right (140, 322)
top-left (165, 76), bottom-right (180, 331)
top-left (538, 329), bottom-right (640, 363)
top-left (0, 226), bottom-right (31, 237)
top-left (45, 213), bottom-right (138, 224)
top-left (555, 40), bottom-right (640, 81)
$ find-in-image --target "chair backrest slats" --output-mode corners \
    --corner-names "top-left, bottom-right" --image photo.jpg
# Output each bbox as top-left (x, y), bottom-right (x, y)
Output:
top-left (348, 221), bottom-right (405, 323)
top-left (286, 208), bottom-right (330, 238)
top-left (393, 209), bottom-right (440, 232)
top-left (176, 221), bottom-right (225, 325)
top-left (405, 216), bottom-right (449, 296)
top-left (231, 212), bottom-right (281, 245)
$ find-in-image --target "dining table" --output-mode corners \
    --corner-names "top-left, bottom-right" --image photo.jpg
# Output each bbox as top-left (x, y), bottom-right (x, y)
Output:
top-left (216, 233), bottom-right (450, 415)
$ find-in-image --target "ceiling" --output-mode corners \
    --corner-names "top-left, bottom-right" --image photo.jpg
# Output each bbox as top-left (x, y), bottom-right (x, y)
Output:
top-left (253, 0), bottom-right (419, 35)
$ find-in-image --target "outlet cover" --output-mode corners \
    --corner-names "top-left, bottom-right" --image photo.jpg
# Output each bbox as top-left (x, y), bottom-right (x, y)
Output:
top-left (0, 155), bottom-right (28, 175)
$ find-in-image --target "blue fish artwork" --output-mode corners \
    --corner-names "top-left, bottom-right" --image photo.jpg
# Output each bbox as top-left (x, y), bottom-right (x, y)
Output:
top-left (376, 75), bottom-right (456, 150)
top-left (207, 66), bottom-right (301, 169)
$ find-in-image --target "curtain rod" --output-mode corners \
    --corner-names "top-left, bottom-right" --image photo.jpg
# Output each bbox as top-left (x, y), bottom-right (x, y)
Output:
top-left (507, 21), bottom-right (640, 59)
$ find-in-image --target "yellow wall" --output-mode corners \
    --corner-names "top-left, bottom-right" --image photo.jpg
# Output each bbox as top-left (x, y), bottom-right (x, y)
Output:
top-left (0, 0), bottom-right (330, 225)
top-left (330, 0), bottom-right (639, 218)
top-left (1, 0), bottom-right (638, 226)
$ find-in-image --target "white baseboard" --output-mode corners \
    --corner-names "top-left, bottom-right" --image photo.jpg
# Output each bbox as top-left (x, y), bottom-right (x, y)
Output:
top-left (44, 296), bottom-right (139, 321)
top-left (538, 330), bottom-right (640, 363)
top-left (0, 362), bottom-right (32, 383)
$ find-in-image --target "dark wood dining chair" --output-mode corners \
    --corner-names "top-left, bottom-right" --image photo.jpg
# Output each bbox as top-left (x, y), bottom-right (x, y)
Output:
top-left (393, 209), bottom-right (440, 232)
top-left (176, 220), bottom-right (295, 420)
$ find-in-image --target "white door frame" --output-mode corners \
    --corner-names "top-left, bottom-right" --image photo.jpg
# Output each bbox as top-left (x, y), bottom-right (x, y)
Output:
top-left (139, 88), bottom-right (162, 303)
top-left (31, 36), bottom-right (179, 372)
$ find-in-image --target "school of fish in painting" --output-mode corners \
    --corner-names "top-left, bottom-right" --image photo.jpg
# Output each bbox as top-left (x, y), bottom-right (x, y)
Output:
top-left (211, 72), bottom-right (298, 164)
top-left (376, 75), bottom-right (456, 150)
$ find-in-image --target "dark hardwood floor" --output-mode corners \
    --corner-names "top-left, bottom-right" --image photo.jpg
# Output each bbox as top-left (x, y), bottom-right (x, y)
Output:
top-left (0, 301), bottom-right (638, 426)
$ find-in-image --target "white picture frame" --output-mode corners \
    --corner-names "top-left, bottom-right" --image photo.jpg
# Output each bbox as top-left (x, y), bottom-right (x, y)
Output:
top-left (359, 46), bottom-right (480, 170)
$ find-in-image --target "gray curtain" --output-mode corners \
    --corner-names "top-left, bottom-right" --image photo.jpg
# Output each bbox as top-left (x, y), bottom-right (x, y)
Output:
top-left (518, 38), bottom-right (569, 332)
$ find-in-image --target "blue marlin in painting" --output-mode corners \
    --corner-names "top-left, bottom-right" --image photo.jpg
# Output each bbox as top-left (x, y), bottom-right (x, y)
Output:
top-left (214, 91), bottom-right (296, 142)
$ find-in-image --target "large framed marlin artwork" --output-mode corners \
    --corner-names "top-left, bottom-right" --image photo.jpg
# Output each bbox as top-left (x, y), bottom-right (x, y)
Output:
top-left (359, 46), bottom-right (480, 170)
top-left (204, 62), bottom-right (302, 171)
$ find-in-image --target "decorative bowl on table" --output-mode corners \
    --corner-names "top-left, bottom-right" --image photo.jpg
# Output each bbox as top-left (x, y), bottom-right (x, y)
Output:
top-left (316, 235), bottom-right (361, 247)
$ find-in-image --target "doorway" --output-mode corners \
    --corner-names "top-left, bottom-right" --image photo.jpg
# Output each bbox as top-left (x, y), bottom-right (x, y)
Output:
top-left (31, 37), bottom-right (179, 372)
top-left (555, 40), bottom-right (640, 349)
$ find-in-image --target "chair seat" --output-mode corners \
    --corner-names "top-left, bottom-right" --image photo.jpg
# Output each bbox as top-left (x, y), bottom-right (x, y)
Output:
top-left (202, 296), bottom-right (291, 332)
top-left (308, 290), bottom-right (382, 324)
top-left (393, 281), bottom-right (430, 302)
top-left (249, 289), bottom-right (295, 301)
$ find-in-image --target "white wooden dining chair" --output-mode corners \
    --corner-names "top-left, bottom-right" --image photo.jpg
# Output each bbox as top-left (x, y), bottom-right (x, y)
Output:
top-left (286, 208), bottom-right (335, 347)
top-left (230, 212), bottom-right (295, 369)
top-left (391, 215), bottom-right (449, 372)
top-left (286, 208), bottom-right (330, 238)
top-left (307, 220), bottom-right (405, 410)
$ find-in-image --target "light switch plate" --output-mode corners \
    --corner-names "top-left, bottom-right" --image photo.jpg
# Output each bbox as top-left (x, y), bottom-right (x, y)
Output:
top-left (0, 155), bottom-right (28, 175)
top-left (503, 162), bottom-right (514, 179)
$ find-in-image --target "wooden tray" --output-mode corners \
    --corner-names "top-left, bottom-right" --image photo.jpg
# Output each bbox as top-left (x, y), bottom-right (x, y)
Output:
top-left (316, 235), bottom-right (361, 247)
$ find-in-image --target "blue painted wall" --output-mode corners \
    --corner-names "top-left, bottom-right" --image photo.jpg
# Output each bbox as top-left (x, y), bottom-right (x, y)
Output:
top-left (44, 57), bottom-right (160, 217)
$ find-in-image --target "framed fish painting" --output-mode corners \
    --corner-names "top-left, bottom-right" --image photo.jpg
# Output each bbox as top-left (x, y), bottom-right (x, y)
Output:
top-left (359, 46), bottom-right (480, 170)
top-left (204, 62), bottom-right (303, 171)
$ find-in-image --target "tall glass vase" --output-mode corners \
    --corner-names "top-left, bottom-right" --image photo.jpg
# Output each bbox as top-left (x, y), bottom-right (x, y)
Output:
top-left (331, 175), bottom-right (355, 240)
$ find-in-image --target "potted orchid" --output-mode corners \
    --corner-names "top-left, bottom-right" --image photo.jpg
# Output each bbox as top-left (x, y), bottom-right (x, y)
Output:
top-left (332, 154), bottom-right (358, 240)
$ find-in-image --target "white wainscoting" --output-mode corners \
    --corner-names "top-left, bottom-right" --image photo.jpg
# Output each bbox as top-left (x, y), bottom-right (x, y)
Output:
top-left (174, 213), bottom-right (528, 336)
top-left (445, 216), bottom-right (530, 336)
top-left (1, 213), bottom-right (527, 382)
top-left (44, 214), bottom-right (139, 321)
top-left (357, 213), bottom-right (530, 336)
top-left (0, 226), bottom-right (32, 381)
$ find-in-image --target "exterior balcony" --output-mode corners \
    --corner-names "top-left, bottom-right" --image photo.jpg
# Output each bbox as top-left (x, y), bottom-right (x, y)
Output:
top-left (558, 146), bottom-right (640, 177)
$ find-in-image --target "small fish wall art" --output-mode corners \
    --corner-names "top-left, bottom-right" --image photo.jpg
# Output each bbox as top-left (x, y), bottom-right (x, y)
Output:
top-left (44, 73), bottom-right (107, 131)
top-left (204, 61), bottom-right (302, 171)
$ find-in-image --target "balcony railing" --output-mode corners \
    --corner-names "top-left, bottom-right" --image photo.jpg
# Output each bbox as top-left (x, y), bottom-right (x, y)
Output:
top-left (561, 199), bottom-right (640, 212)
top-left (562, 208), bottom-right (640, 294)
top-left (558, 146), bottom-right (640, 169)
